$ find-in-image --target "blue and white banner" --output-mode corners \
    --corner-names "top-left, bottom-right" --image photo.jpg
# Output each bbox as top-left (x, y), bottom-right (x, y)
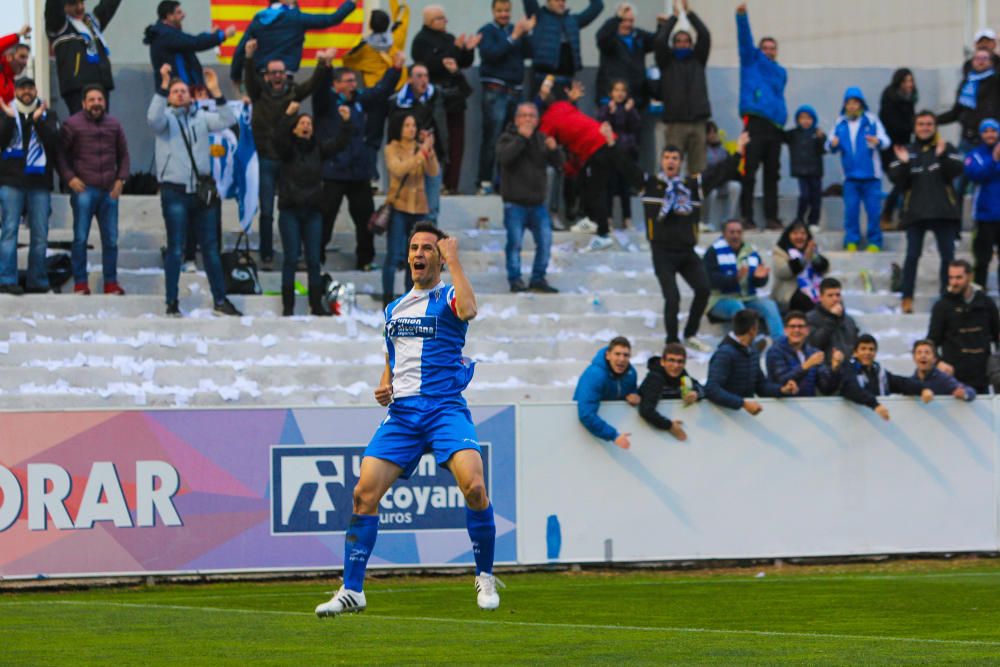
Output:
top-left (231, 101), bottom-right (258, 234)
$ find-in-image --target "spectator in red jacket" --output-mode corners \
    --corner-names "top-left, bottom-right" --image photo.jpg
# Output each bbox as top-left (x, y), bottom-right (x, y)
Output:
top-left (57, 84), bottom-right (131, 295)
top-left (538, 78), bottom-right (641, 251)
top-left (0, 26), bottom-right (31, 104)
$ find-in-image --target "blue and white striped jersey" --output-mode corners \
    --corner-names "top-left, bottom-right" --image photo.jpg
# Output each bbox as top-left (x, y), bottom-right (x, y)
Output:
top-left (384, 281), bottom-right (475, 399)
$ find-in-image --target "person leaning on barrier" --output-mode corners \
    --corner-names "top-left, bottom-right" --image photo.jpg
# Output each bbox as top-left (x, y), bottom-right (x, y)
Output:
top-left (638, 342), bottom-right (703, 441)
top-left (839, 333), bottom-right (933, 421)
top-left (766, 310), bottom-right (841, 397)
top-left (705, 309), bottom-right (798, 416)
top-left (911, 339), bottom-right (976, 402)
top-left (573, 336), bottom-right (640, 450)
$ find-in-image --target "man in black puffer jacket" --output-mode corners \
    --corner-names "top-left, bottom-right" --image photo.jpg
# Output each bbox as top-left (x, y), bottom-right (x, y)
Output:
top-left (653, 1), bottom-right (711, 174)
top-left (888, 110), bottom-right (965, 313)
top-left (594, 4), bottom-right (655, 109)
top-left (927, 259), bottom-right (1000, 393)
top-left (45, 0), bottom-right (122, 113)
top-left (638, 342), bottom-right (703, 440)
top-left (274, 101), bottom-right (352, 316)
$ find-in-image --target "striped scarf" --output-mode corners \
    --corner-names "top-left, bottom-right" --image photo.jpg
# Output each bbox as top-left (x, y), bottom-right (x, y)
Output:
top-left (2, 103), bottom-right (46, 175)
top-left (656, 172), bottom-right (694, 219)
top-left (788, 247), bottom-right (821, 303)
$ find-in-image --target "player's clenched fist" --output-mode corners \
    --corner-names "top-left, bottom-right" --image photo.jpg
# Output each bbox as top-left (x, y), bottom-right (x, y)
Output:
top-left (437, 236), bottom-right (459, 262)
top-left (374, 383), bottom-right (393, 406)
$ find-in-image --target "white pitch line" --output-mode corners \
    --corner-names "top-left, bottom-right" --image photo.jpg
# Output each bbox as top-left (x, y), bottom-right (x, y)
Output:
top-left (4, 600), bottom-right (1000, 649)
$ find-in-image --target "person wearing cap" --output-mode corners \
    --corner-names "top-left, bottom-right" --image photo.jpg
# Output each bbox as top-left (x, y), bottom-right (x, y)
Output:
top-left (826, 86), bottom-right (890, 252)
top-left (45, 0), bottom-right (123, 114)
top-left (0, 77), bottom-right (60, 295)
top-left (965, 117), bottom-right (1000, 289)
top-left (964, 29), bottom-right (1000, 76)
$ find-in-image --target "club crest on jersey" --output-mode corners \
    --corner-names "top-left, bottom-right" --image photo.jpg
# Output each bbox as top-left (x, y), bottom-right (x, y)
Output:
top-left (387, 316), bottom-right (438, 338)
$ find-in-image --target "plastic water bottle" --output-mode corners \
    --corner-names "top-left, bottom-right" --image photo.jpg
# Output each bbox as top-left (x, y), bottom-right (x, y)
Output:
top-left (546, 514), bottom-right (562, 561)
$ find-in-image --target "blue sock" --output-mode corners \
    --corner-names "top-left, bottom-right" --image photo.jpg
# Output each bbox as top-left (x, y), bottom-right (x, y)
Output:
top-left (343, 514), bottom-right (379, 592)
top-left (466, 504), bottom-right (496, 576)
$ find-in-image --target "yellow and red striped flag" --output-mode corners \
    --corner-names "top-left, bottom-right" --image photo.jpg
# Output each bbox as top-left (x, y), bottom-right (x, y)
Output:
top-left (210, 0), bottom-right (366, 67)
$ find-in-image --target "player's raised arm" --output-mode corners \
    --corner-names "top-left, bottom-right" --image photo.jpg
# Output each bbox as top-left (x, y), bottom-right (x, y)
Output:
top-left (439, 236), bottom-right (478, 321)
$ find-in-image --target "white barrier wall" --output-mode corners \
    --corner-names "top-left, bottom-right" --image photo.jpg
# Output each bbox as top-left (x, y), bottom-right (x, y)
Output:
top-left (517, 398), bottom-right (999, 564)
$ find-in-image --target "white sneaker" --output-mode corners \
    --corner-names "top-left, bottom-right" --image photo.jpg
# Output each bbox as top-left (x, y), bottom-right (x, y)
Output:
top-left (580, 236), bottom-right (614, 253)
top-left (475, 573), bottom-right (504, 610)
top-left (315, 586), bottom-right (367, 617)
top-left (684, 336), bottom-right (713, 353)
top-left (181, 261), bottom-right (197, 273)
top-left (570, 218), bottom-right (599, 233)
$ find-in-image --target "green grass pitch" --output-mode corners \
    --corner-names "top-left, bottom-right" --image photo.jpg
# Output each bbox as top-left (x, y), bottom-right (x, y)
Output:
top-left (4, 559), bottom-right (1000, 665)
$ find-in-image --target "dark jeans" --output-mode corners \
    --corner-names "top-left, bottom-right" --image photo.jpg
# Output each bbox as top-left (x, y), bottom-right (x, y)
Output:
top-left (160, 186), bottom-right (227, 305)
top-left (70, 186), bottom-right (119, 284)
top-left (257, 157), bottom-right (281, 261)
top-left (741, 115), bottom-right (783, 224)
top-left (582, 145), bottom-right (643, 236)
top-left (0, 186), bottom-right (49, 289)
top-left (973, 221), bottom-right (1000, 290)
top-left (503, 202), bottom-right (552, 285)
top-left (478, 85), bottom-right (520, 185)
top-left (902, 219), bottom-right (957, 298)
top-left (444, 110), bottom-right (465, 191)
top-left (382, 209), bottom-right (421, 302)
top-left (321, 179), bottom-right (376, 268)
top-left (184, 200), bottom-right (222, 261)
top-left (607, 164), bottom-right (634, 222)
top-left (279, 206), bottom-right (322, 313)
top-left (796, 175), bottom-right (822, 225)
top-left (651, 245), bottom-right (710, 342)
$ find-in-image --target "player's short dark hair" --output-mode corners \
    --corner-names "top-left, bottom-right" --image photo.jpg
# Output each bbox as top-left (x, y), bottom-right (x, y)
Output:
top-left (410, 62), bottom-right (429, 75)
top-left (732, 309), bottom-right (759, 336)
top-left (784, 310), bottom-right (808, 326)
top-left (82, 84), bottom-right (106, 101)
top-left (915, 109), bottom-right (937, 122)
top-left (706, 120), bottom-right (718, 133)
top-left (912, 338), bottom-right (936, 355)
top-left (14, 43), bottom-right (30, 53)
top-left (609, 78), bottom-right (629, 94)
top-left (662, 144), bottom-right (682, 157)
top-left (759, 36), bottom-right (777, 49)
top-left (819, 277), bottom-right (842, 293)
top-left (949, 258), bottom-right (972, 274)
top-left (608, 336), bottom-right (631, 351)
top-left (408, 222), bottom-right (447, 246)
top-left (333, 67), bottom-right (356, 82)
top-left (672, 30), bottom-right (692, 45)
top-left (662, 342), bottom-right (686, 359)
top-left (722, 218), bottom-right (743, 231)
top-left (157, 0), bottom-right (181, 20)
top-left (855, 333), bottom-right (878, 351)
top-left (491, 0), bottom-right (511, 7)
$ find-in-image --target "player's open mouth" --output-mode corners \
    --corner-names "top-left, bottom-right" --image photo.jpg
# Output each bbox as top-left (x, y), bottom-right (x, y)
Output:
top-left (413, 260), bottom-right (426, 271)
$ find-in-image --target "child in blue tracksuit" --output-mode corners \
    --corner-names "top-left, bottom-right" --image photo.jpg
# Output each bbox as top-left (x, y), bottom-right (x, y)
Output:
top-left (964, 118), bottom-right (1000, 289)
top-left (826, 87), bottom-right (890, 251)
top-left (572, 342), bottom-right (638, 447)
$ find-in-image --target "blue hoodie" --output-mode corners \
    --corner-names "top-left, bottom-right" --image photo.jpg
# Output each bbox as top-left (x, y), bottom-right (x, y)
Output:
top-left (736, 11), bottom-right (787, 126)
top-left (572, 346), bottom-right (638, 441)
top-left (965, 140), bottom-right (1000, 222)
top-left (826, 87), bottom-right (890, 180)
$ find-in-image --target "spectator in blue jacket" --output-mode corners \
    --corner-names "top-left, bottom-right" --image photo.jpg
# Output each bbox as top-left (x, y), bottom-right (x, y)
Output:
top-left (524, 0), bottom-right (604, 96)
top-left (477, 0), bottom-right (534, 194)
top-left (144, 1), bottom-right (236, 93)
top-left (765, 310), bottom-right (840, 397)
top-left (965, 118), bottom-right (1000, 289)
top-left (313, 53), bottom-right (404, 271)
top-left (840, 334), bottom-right (933, 421)
top-left (736, 3), bottom-right (787, 230)
top-left (827, 86), bottom-right (891, 252)
top-left (703, 219), bottom-right (784, 340)
top-left (573, 337), bottom-right (640, 449)
top-left (705, 309), bottom-right (798, 415)
top-left (912, 339), bottom-right (976, 402)
top-left (230, 0), bottom-right (356, 88)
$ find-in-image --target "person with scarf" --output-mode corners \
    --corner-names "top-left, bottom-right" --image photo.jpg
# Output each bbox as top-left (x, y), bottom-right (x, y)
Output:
top-left (640, 134), bottom-right (745, 351)
top-left (771, 220), bottom-right (829, 313)
top-left (275, 100), bottom-right (352, 316)
top-left (148, 64), bottom-right (240, 318)
top-left (827, 87), bottom-right (890, 252)
top-left (58, 84), bottom-right (129, 296)
top-left (244, 38), bottom-right (332, 269)
top-left (878, 68), bottom-right (917, 227)
top-left (144, 1), bottom-right (237, 94)
top-left (939, 48), bottom-right (1000, 155)
top-left (840, 334), bottom-right (932, 422)
top-left (0, 25), bottom-right (31, 104)
top-left (229, 0), bottom-right (357, 88)
top-left (654, 0), bottom-right (711, 174)
top-left (0, 78), bottom-right (59, 295)
top-left (388, 64), bottom-right (447, 222)
top-left (888, 111), bottom-right (964, 314)
top-left (594, 3), bottom-right (655, 110)
top-left (45, 0), bottom-right (122, 114)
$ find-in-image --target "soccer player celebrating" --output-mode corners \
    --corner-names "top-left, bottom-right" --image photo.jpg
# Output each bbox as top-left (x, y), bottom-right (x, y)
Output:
top-left (315, 222), bottom-right (500, 616)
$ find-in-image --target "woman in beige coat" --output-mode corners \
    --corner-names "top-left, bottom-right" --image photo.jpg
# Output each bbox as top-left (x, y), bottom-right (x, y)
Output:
top-left (771, 220), bottom-right (829, 312)
top-left (382, 112), bottom-right (439, 306)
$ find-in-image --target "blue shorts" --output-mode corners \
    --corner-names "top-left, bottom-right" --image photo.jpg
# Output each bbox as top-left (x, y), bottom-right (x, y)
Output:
top-left (365, 395), bottom-right (481, 479)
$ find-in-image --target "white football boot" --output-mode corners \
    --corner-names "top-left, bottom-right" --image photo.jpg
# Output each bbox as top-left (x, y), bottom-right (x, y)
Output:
top-left (475, 573), bottom-right (504, 611)
top-left (315, 586), bottom-right (367, 617)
